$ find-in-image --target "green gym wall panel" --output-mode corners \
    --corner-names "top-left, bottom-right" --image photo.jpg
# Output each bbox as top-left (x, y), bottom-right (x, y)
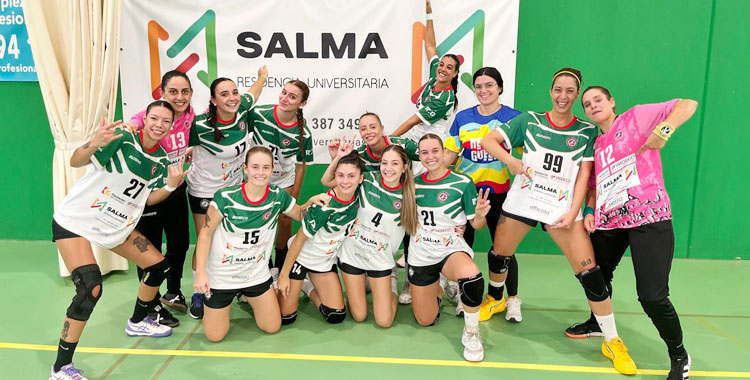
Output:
top-left (687, 0), bottom-right (750, 260)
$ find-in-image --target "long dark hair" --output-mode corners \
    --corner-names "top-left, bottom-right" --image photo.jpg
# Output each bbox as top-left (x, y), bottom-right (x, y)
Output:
top-left (443, 54), bottom-right (461, 111)
top-left (208, 77), bottom-right (233, 143)
top-left (287, 80), bottom-right (310, 163)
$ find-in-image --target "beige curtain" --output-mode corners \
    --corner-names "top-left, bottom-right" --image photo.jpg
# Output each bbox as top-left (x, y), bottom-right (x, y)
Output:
top-left (23, 0), bottom-right (127, 276)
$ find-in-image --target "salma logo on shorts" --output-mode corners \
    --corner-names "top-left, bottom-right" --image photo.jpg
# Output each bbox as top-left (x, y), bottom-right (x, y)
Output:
top-left (147, 10), bottom-right (218, 99)
top-left (410, 10), bottom-right (485, 104)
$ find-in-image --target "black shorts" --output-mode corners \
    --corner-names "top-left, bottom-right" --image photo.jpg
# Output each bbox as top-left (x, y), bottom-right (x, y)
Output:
top-left (52, 218), bottom-right (80, 241)
top-left (338, 261), bottom-right (392, 278)
top-left (204, 277), bottom-right (274, 309)
top-left (408, 252), bottom-right (470, 286)
top-left (188, 193), bottom-right (213, 215)
top-left (288, 261), bottom-right (338, 281)
top-left (500, 209), bottom-right (548, 231)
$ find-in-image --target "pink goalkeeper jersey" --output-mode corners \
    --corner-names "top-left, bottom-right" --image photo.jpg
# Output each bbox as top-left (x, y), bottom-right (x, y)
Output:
top-left (591, 99), bottom-right (680, 230)
top-left (130, 104), bottom-right (196, 165)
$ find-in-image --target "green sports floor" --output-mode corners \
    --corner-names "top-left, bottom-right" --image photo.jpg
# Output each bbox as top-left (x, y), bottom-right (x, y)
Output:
top-left (2, 240), bottom-right (748, 379)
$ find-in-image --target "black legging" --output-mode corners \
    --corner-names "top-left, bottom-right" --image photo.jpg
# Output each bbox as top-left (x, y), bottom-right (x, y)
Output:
top-left (134, 182), bottom-right (190, 296)
top-left (589, 220), bottom-right (685, 357)
top-left (463, 192), bottom-right (519, 296)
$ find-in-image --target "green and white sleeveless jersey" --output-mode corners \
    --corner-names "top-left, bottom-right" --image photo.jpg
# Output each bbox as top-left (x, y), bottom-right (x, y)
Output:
top-left (206, 184), bottom-right (295, 289)
top-left (408, 170), bottom-right (476, 267)
top-left (250, 104), bottom-right (314, 188)
top-left (406, 56), bottom-right (456, 142)
top-left (338, 172), bottom-right (405, 271)
top-left (498, 111), bottom-right (596, 224)
top-left (296, 188), bottom-right (358, 272)
top-left (355, 135), bottom-right (420, 172)
top-left (54, 130), bottom-right (169, 248)
top-left (186, 93), bottom-right (255, 198)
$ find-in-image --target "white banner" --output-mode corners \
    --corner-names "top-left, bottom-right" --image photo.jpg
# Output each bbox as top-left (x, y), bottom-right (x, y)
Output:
top-left (120, 0), bottom-right (519, 163)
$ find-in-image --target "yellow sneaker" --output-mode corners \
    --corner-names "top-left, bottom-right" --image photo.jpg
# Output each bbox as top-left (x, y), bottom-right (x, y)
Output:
top-left (602, 337), bottom-right (637, 375)
top-left (478, 294), bottom-right (506, 321)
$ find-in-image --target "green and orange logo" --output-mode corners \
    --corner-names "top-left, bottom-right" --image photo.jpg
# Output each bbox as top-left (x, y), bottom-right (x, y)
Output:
top-left (222, 253), bottom-right (234, 264)
top-left (558, 189), bottom-right (569, 201)
top-left (410, 10), bottom-right (485, 103)
top-left (147, 10), bottom-right (218, 99)
top-left (126, 216), bottom-right (137, 227)
top-left (90, 198), bottom-right (107, 211)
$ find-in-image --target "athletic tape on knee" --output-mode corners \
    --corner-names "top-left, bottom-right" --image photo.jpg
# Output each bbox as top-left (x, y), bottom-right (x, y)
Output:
top-left (458, 273), bottom-right (485, 307)
top-left (319, 304), bottom-right (346, 324)
top-left (488, 250), bottom-right (513, 275)
top-left (66, 264), bottom-right (103, 321)
top-left (142, 259), bottom-right (170, 287)
top-left (281, 312), bottom-right (298, 325)
top-left (576, 266), bottom-right (609, 302)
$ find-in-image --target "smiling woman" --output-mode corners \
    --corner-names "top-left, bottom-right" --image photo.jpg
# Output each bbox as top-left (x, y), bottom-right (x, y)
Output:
top-left (48, 100), bottom-right (190, 379)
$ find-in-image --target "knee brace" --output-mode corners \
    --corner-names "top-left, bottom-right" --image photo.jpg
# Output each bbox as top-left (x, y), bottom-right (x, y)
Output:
top-left (576, 266), bottom-right (609, 302)
top-left (281, 311), bottom-right (298, 325)
top-left (141, 259), bottom-right (170, 287)
top-left (66, 264), bottom-right (103, 321)
top-left (458, 273), bottom-right (485, 307)
top-left (319, 304), bottom-right (346, 324)
top-left (488, 250), bottom-right (513, 275)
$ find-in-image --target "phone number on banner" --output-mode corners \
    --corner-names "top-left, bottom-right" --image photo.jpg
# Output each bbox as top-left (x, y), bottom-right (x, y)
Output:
top-left (309, 117), bottom-right (360, 130)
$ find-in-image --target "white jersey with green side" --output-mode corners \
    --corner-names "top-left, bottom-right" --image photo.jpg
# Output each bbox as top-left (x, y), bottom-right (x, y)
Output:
top-left (206, 184), bottom-right (295, 289)
top-left (406, 56), bottom-right (456, 142)
top-left (408, 169), bottom-right (476, 267)
top-left (338, 172), bottom-right (405, 271)
top-left (54, 130), bottom-right (169, 248)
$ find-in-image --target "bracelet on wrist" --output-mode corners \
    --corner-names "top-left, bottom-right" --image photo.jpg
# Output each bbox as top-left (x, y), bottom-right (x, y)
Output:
top-left (583, 206), bottom-right (595, 217)
top-left (426, 13), bottom-right (433, 20)
top-left (652, 122), bottom-right (674, 141)
top-left (164, 184), bottom-right (176, 192)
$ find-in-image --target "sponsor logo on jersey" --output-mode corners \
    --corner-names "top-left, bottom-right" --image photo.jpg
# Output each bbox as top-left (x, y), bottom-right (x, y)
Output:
top-left (263, 211), bottom-right (272, 220)
top-left (535, 133), bottom-right (551, 140)
top-left (442, 236), bottom-right (454, 247)
top-left (221, 163), bottom-right (230, 169)
top-left (534, 183), bottom-right (557, 195)
top-left (625, 167), bottom-right (637, 180)
top-left (200, 199), bottom-right (210, 209)
top-left (126, 216), bottom-right (137, 227)
top-left (393, 200), bottom-right (402, 210)
top-left (348, 229), bottom-right (359, 239)
top-left (101, 187), bottom-right (112, 196)
top-left (520, 178), bottom-right (533, 190)
top-left (223, 172), bottom-right (231, 181)
top-left (566, 138), bottom-right (577, 147)
top-left (91, 198), bottom-right (107, 211)
top-left (615, 131), bottom-right (624, 140)
top-left (367, 191), bottom-right (381, 199)
top-left (529, 205), bottom-right (550, 216)
top-left (360, 236), bottom-right (377, 246)
top-left (106, 206), bottom-right (127, 220)
top-left (437, 191), bottom-right (449, 202)
top-left (256, 252), bottom-right (265, 263)
top-left (525, 166), bottom-right (535, 176)
top-left (282, 138), bottom-right (291, 146)
top-left (239, 121), bottom-right (246, 131)
top-left (377, 242), bottom-right (389, 252)
top-left (151, 165), bottom-right (157, 175)
top-left (231, 215), bottom-right (248, 220)
top-left (557, 189), bottom-right (569, 201)
top-left (222, 253), bottom-right (234, 264)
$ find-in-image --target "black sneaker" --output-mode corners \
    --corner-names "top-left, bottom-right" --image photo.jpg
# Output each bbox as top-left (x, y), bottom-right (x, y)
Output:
top-left (189, 293), bottom-right (204, 319)
top-left (667, 354), bottom-right (690, 380)
top-left (564, 317), bottom-right (603, 338)
top-left (160, 292), bottom-right (188, 313)
top-left (149, 304), bottom-right (180, 327)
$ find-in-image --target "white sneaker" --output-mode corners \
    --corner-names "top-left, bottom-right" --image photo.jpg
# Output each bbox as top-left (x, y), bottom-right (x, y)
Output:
top-left (125, 316), bottom-right (172, 337)
top-left (461, 326), bottom-right (484, 362)
top-left (505, 297), bottom-right (523, 323)
top-left (455, 298), bottom-right (465, 317)
top-left (398, 280), bottom-right (412, 304)
top-left (301, 277), bottom-right (315, 298)
top-left (445, 281), bottom-right (460, 303)
top-left (270, 267), bottom-right (280, 289)
top-left (50, 363), bottom-right (88, 380)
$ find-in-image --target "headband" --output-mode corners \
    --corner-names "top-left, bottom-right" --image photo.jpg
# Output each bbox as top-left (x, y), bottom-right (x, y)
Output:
top-left (552, 70), bottom-right (581, 86)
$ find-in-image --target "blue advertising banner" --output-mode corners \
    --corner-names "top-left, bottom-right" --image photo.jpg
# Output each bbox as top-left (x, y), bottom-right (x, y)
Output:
top-left (0, 1), bottom-right (36, 81)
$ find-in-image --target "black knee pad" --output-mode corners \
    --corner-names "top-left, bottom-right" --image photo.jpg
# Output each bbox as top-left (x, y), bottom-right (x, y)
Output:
top-left (319, 304), bottom-right (346, 324)
top-left (66, 264), bottom-right (103, 321)
top-left (576, 266), bottom-right (609, 302)
top-left (142, 259), bottom-right (170, 287)
top-left (458, 273), bottom-right (485, 307)
top-left (488, 250), bottom-right (513, 275)
top-left (281, 312), bottom-right (298, 325)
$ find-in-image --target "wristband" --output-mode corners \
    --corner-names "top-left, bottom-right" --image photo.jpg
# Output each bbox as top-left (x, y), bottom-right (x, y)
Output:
top-left (164, 184), bottom-right (176, 192)
top-left (652, 122), bottom-right (674, 141)
top-left (583, 206), bottom-right (595, 217)
top-left (426, 13), bottom-right (433, 20)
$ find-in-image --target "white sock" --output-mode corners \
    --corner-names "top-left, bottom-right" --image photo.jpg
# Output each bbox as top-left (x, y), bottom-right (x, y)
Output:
top-left (463, 310), bottom-right (480, 328)
top-left (301, 278), bottom-right (315, 297)
top-left (594, 313), bottom-right (619, 341)
top-left (489, 280), bottom-right (505, 288)
top-left (439, 273), bottom-right (448, 290)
